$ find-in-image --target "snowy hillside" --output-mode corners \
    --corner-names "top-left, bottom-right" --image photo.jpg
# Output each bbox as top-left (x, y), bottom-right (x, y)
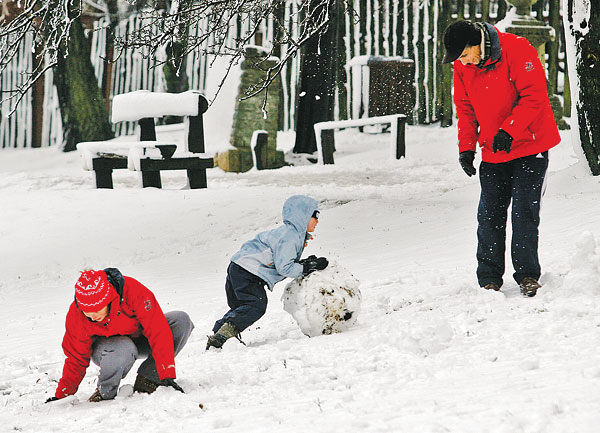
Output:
top-left (1, 123), bottom-right (599, 432)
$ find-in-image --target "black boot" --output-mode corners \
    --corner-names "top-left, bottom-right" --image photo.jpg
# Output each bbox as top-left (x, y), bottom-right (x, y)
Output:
top-left (206, 322), bottom-right (241, 350)
top-left (133, 374), bottom-right (159, 394)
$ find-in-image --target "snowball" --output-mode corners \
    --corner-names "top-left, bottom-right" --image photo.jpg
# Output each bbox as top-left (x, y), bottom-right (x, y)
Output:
top-left (282, 261), bottom-right (361, 337)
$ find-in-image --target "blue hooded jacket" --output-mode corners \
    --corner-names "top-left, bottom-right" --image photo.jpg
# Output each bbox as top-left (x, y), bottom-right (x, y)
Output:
top-left (231, 195), bottom-right (319, 290)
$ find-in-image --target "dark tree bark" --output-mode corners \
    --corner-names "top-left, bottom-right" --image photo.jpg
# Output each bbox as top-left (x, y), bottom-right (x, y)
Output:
top-left (335, 0), bottom-right (348, 120)
top-left (53, 18), bottom-right (113, 152)
top-left (294, 0), bottom-right (337, 154)
top-left (547, 0), bottom-right (560, 94)
top-left (567, 0), bottom-right (600, 174)
top-left (437, 0), bottom-right (453, 127)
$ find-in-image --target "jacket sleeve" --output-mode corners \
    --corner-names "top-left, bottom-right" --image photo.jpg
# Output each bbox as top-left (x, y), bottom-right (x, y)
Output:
top-left (272, 232), bottom-right (304, 279)
top-left (499, 39), bottom-right (549, 138)
top-left (55, 304), bottom-right (93, 399)
top-left (453, 66), bottom-right (479, 153)
top-left (124, 277), bottom-right (176, 380)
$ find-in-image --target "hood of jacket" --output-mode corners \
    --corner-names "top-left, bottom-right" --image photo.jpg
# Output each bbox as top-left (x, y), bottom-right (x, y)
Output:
top-left (282, 195), bottom-right (319, 234)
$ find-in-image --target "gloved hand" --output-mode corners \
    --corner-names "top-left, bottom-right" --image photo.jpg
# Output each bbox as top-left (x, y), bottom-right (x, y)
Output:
top-left (299, 255), bottom-right (317, 264)
top-left (160, 378), bottom-right (184, 393)
top-left (301, 256), bottom-right (329, 276)
top-left (45, 396), bottom-right (59, 403)
top-left (458, 150), bottom-right (476, 177)
top-left (492, 129), bottom-right (513, 153)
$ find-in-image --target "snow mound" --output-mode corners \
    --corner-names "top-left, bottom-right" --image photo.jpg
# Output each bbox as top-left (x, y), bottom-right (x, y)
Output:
top-left (559, 231), bottom-right (600, 296)
top-left (282, 261), bottom-right (361, 337)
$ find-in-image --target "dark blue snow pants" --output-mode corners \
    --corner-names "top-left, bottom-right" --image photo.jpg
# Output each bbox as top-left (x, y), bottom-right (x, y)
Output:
top-left (213, 262), bottom-right (268, 333)
top-left (476, 151), bottom-right (548, 288)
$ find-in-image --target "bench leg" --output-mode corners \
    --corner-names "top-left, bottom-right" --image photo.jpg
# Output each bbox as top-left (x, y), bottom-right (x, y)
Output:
top-left (141, 170), bottom-right (162, 188)
top-left (395, 117), bottom-right (406, 159)
top-left (94, 169), bottom-right (114, 189)
top-left (321, 129), bottom-right (335, 164)
top-left (187, 169), bottom-right (207, 189)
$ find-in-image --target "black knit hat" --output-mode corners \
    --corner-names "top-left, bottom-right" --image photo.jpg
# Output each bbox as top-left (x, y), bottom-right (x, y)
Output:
top-left (442, 20), bottom-right (482, 64)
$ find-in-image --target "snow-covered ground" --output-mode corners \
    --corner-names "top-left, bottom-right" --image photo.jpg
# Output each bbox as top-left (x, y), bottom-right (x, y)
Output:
top-left (1, 122), bottom-right (599, 432)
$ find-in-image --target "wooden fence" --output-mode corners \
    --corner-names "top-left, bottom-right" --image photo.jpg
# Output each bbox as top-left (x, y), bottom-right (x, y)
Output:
top-left (0, 0), bottom-right (567, 149)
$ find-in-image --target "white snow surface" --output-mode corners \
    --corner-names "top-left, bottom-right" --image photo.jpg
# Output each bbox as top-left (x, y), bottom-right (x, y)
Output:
top-left (111, 90), bottom-right (202, 123)
top-left (1, 121), bottom-right (599, 432)
top-left (282, 261), bottom-right (361, 337)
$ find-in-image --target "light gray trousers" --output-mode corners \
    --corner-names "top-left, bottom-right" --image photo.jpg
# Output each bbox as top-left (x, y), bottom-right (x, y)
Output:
top-left (91, 310), bottom-right (194, 399)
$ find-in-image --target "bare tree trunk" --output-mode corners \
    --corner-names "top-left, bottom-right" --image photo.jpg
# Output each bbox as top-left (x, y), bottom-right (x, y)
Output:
top-left (336, 0), bottom-right (348, 120)
top-left (566, 0), bottom-right (600, 174)
top-left (54, 18), bottom-right (113, 152)
top-left (293, 0), bottom-right (337, 154)
top-left (437, 0), bottom-right (453, 127)
top-left (547, 0), bottom-right (559, 94)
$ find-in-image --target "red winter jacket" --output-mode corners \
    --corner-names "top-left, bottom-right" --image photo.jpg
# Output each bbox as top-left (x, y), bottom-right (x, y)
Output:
top-left (453, 27), bottom-right (560, 163)
top-left (55, 275), bottom-right (175, 399)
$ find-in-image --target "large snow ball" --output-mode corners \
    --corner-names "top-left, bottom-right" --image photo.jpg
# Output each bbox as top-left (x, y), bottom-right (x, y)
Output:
top-left (282, 261), bottom-right (361, 337)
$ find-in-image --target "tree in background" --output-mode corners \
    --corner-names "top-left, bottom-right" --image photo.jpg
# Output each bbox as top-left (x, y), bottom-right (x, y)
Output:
top-left (53, 16), bottom-right (113, 151)
top-left (1, 0), bottom-right (344, 150)
top-left (564, 0), bottom-right (600, 175)
top-left (293, 0), bottom-right (338, 154)
top-left (1, 0), bottom-right (113, 151)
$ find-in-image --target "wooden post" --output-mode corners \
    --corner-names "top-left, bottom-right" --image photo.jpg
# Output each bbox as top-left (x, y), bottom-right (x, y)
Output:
top-left (321, 129), bottom-right (336, 164)
top-left (141, 170), bottom-right (162, 188)
top-left (188, 95), bottom-right (208, 153)
top-left (395, 116), bottom-right (406, 159)
top-left (187, 168), bottom-right (207, 189)
top-left (138, 118), bottom-right (156, 141)
top-left (94, 170), bottom-right (114, 189)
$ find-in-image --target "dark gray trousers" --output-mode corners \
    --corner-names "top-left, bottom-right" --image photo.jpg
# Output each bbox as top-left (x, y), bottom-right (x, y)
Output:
top-left (91, 311), bottom-right (194, 399)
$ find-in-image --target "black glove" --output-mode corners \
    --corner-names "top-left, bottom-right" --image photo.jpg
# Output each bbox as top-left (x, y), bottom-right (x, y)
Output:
top-left (492, 129), bottom-right (513, 153)
top-left (302, 256), bottom-right (329, 276)
top-left (45, 396), bottom-right (59, 403)
top-left (299, 255), bottom-right (317, 265)
top-left (458, 150), bottom-right (476, 177)
top-left (160, 378), bottom-right (184, 393)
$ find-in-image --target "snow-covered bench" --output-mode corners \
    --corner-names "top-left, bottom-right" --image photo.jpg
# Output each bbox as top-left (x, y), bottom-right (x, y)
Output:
top-left (78, 90), bottom-right (214, 189)
top-left (313, 114), bottom-right (407, 164)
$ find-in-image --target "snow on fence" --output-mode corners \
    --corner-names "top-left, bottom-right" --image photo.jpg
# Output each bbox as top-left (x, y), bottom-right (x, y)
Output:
top-left (0, 33), bottom-right (33, 149)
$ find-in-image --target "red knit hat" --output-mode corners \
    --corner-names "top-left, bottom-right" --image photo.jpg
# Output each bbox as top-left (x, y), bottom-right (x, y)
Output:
top-left (74, 270), bottom-right (116, 313)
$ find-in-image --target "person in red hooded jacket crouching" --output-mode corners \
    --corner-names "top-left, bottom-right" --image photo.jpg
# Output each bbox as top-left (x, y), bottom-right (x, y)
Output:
top-left (46, 268), bottom-right (194, 403)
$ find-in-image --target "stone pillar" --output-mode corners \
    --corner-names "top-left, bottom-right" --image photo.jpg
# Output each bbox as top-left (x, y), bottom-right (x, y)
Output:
top-left (502, 0), bottom-right (569, 129)
top-left (215, 46), bottom-right (286, 172)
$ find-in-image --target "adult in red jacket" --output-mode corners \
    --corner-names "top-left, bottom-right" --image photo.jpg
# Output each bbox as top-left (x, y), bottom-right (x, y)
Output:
top-left (443, 20), bottom-right (560, 296)
top-left (47, 268), bottom-right (194, 402)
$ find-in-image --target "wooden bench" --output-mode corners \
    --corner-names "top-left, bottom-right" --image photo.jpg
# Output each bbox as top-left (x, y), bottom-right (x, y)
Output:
top-left (78, 90), bottom-right (214, 189)
top-left (313, 114), bottom-right (407, 164)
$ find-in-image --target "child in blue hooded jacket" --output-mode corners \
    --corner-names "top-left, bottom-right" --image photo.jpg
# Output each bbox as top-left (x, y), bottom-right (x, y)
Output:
top-left (206, 195), bottom-right (328, 349)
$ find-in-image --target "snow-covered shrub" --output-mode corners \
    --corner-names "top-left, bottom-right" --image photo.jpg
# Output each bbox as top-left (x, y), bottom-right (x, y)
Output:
top-left (282, 261), bottom-right (361, 337)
